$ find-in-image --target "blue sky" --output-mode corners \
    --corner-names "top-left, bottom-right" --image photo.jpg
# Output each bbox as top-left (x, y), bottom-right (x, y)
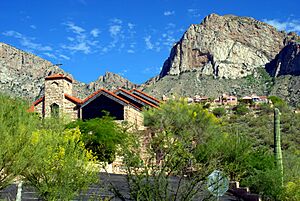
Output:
top-left (1, 0), bottom-right (300, 84)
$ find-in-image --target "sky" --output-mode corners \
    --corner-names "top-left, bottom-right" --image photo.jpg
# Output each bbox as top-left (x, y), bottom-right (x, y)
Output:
top-left (1, 0), bottom-right (300, 84)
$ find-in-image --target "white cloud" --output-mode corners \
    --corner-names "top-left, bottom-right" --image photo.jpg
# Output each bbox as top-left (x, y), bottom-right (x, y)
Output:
top-left (43, 52), bottom-right (57, 59)
top-left (118, 69), bottom-right (128, 76)
top-left (128, 23), bottom-right (135, 30)
top-left (164, 10), bottom-right (175, 16)
top-left (143, 22), bottom-right (179, 52)
top-left (109, 25), bottom-right (122, 37)
top-left (2, 30), bottom-right (52, 51)
top-left (111, 18), bottom-right (123, 24)
top-left (90, 28), bottom-right (100, 37)
top-left (59, 54), bottom-right (70, 60)
top-left (263, 19), bottom-right (300, 33)
top-left (63, 21), bottom-right (85, 34)
top-left (101, 18), bottom-right (133, 53)
top-left (127, 49), bottom-right (135, 53)
top-left (187, 8), bottom-right (201, 18)
top-left (30, 25), bottom-right (37, 29)
top-left (67, 37), bottom-right (75, 41)
top-left (62, 21), bottom-right (99, 54)
top-left (144, 35), bottom-right (154, 50)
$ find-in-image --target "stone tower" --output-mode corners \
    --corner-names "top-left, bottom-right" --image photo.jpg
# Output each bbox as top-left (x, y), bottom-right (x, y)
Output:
top-left (44, 74), bottom-right (73, 118)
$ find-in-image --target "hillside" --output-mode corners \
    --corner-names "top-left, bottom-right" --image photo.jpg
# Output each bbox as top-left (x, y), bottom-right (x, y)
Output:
top-left (0, 42), bottom-right (136, 101)
top-left (142, 14), bottom-right (300, 106)
top-left (1, 13), bottom-right (300, 106)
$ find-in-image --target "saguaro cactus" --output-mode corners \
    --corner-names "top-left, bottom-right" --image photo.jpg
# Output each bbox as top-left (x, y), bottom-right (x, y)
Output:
top-left (274, 108), bottom-right (283, 185)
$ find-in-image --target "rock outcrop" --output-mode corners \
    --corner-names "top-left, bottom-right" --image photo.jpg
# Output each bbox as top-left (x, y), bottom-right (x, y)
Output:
top-left (266, 42), bottom-right (300, 77)
top-left (76, 72), bottom-right (137, 99)
top-left (0, 42), bottom-right (64, 100)
top-left (159, 13), bottom-right (286, 79)
top-left (0, 42), bottom-right (136, 101)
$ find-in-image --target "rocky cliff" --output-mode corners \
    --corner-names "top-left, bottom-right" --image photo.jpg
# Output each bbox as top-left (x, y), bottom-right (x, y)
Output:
top-left (143, 14), bottom-right (300, 106)
top-left (266, 42), bottom-right (300, 77)
top-left (159, 13), bottom-right (286, 79)
top-left (1, 13), bottom-right (300, 107)
top-left (0, 42), bottom-right (136, 101)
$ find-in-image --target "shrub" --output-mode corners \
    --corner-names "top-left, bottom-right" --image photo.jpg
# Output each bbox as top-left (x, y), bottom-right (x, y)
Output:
top-left (22, 127), bottom-right (98, 200)
top-left (212, 107), bottom-right (226, 117)
top-left (66, 115), bottom-right (125, 163)
top-left (233, 103), bottom-right (250, 115)
top-left (0, 94), bottom-right (40, 189)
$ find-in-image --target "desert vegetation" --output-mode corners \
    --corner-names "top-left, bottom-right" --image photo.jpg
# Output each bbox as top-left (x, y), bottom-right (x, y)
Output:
top-left (0, 93), bottom-right (299, 200)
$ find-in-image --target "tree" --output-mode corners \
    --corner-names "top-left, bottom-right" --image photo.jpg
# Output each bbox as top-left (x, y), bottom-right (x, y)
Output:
top-left (212, 107), bottom-right (226, 117)
top-left (268, 96), bottom-right (289, 112)
top-left (144, 99), bottom-right (219, 142)
top-left (0, 94), bottom-right (39, 190)
top-left (118, 129), bottom-right (217, 201)
top-left (113, 99), bottom-right (221, 200)
top-left (66, 115), bottom-right (125, 163)
top-left (233, 103), bottom-right (249, 115)
top-left (22, 127), bottom-right (98, 201)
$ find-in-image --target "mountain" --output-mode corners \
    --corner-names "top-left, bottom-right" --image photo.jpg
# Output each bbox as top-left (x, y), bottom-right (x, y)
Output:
top-left (0, 42), bottom-right (136, 101)
top-left (159, 13), bottom-right (287, 79)
top-left (1, 13), bottom-right (300, 106)
top-left (143, 14), bottom-right (300, 106)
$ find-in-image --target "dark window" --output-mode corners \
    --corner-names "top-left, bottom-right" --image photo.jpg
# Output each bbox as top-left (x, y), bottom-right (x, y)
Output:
top-left (50, 103), bottom-right (59, 118)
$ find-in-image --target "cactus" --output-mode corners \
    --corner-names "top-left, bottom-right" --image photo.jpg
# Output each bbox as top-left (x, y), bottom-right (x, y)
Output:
top-left (274, 108), bottom-right (283, 185)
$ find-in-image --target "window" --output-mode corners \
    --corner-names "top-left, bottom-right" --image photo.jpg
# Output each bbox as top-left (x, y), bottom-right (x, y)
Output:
top-left (51, 81), bottom-right (59, 87)
top-left (50, 103), bottom-right (59, 118)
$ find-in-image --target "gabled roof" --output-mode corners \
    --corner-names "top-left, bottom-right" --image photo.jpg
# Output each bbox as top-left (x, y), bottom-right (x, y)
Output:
top-left (130, 88), bottom-right (160, 105)
top-left (64, 94), bottom-right (82, 104)
top-left (45, 74), bottom-right (73, 83)
top-left (28, 96), bottom-right (45, 112)
top-left (81, 88), bottom-right (139, 110)
top-left (114, 88), bottom-right (158, 109)
top-left (33, 96), bottom-right (45, 106)
top-left (259, 96), bottom-right (268, 99)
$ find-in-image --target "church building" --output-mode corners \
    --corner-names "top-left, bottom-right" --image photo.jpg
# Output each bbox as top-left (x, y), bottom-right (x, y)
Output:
top-left (29, 74), bottom-right (160, 129)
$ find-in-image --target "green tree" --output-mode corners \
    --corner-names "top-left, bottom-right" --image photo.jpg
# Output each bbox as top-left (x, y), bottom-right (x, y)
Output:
top-left (113, 99), bottom-right (220, 200)
top-left (268, 96), bottom-right (289, 112)
top-left (0, 94), bottom-right (39, 189)
top-left (144, 99), bottom-right (219, 141)
top-left (118, 129), bottom-right (216, 201)
top-left (66, 115), bottom-right (125, 163)
top-left (22, 127), bottom-right (98, 201)
top-left (233, 103), bottom-right (249, 115)
top-left (212, 107), bottom-right (226, 117)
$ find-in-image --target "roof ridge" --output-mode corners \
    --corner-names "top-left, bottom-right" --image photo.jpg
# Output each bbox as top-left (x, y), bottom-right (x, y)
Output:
top-left (82, 88), bottom-right (130, 105)
top-left (132, 88), bottom-right (161, 103)
top-left (115, 88), bottom-right (158, 108)
top-left (45, 74), bottom-right (73, 83)
top-left (64, 93), bottom-right (82, 104)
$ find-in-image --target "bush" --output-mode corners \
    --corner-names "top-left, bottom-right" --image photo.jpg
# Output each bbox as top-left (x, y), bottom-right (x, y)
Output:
top-left (233, 103), bottom-right (250, 115)
top-left (66, 115), bottom-right (125, 163)
top-left (0, 94), bottom-right (40, 189)
top-left (212, 107), bottom-right (226, 117)
top-left (22, 127), bottom-right (98, 200)
top-left (268, 96), bottom-right (289, 112)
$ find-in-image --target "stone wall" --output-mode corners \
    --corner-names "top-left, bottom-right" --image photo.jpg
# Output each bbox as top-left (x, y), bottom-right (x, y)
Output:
top-left (62, 97), bottom-right (79, 120)
top-left (34, 100), bottom-right (44, 118)
top-left (44, 78), bottom-right (74, 118)
top-left (124, 106), bottom-right (144, 130)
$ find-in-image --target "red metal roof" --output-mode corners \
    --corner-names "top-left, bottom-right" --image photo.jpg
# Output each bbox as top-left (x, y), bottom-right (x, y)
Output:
top-left (64, 94), bottom-right (82, 104)
top-left (82, 88), bottom-right (128, 104)
top-left (130, 88), bottom-right (161, 104)
top-left (82, 88), bottom-right (143, 110)
top-left (28, 96), bottom-right (45, 112)
top-left (115, 88), bottom-right (158, 109)
top-left (45, 74), bottom-right (73, 83)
